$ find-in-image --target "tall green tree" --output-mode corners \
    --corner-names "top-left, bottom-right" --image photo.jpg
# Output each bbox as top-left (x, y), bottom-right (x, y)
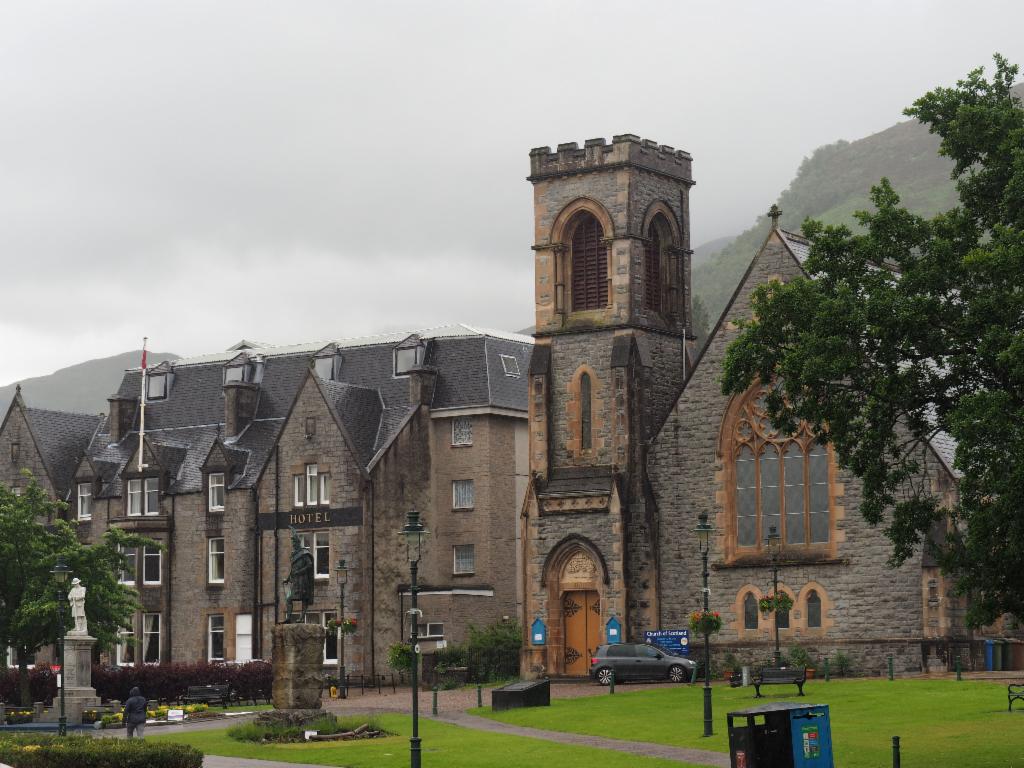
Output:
top-left (721, 55), bottom-right (1024, 628)
top-left (0, 474), bottom-right (153, 705)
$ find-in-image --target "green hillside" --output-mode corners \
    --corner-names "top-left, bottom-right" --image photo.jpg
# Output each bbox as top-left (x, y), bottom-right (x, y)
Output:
top-left (0, 350), bottom-right (179, 417)
top-left (692, 80), bottom-right (1023, 333)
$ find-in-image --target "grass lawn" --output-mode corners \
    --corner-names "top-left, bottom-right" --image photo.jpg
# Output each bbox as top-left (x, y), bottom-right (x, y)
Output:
top-left (149, 713), bottom-right (705, 768)
top-left (475, 678), bottom-right (1024, 767)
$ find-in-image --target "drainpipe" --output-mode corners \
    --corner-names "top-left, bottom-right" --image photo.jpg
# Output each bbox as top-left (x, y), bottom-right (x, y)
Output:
top-left (252, 487), bottom-right (260, 658)
top-left (273, 446), bottom-right (280, 629)
top-left (167, 494), bottom-right (175, 662)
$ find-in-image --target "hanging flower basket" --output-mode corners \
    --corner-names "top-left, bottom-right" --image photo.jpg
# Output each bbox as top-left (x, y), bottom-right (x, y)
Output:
top-left (328, 617), bottom-right (358, 635)
top-left (759, 593), bottom-right (793, 615)
top-left (689, 610), bottom-right (723, 635)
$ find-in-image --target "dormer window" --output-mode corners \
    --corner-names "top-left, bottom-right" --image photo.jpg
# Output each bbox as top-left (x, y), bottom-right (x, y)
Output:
top-left (313, 349), bottom-right (342, 381)
top-left (147, 374), bottom-right (167, 400)
top-left (77, 482), bottom-right (92, 520)
top-left (394, 337), bottom-right (426, 376)
top-left (224, 365), bottom-right (247, 384)
top-left (128, 477), bottom-right (160, 516)
top-left (208, 473), bottom-right (225, 512)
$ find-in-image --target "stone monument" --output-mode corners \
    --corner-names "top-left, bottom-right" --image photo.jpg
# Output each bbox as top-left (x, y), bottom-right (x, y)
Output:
top-left (264, 531), bottom-right (325, 722)
top-left (39, 578), bottom-right (101, 726)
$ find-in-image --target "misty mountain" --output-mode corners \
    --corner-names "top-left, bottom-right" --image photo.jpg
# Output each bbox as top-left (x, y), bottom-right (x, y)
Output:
top-left (0, 350), bottom-right (179, 417)
top-left (692, 81), bottom-right (1024, 329)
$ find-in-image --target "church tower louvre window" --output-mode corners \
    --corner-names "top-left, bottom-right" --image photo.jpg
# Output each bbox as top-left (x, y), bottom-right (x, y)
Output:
top-left (729, 386), bottom-right (833, 553)
top-left (644, 216), bottom-right (666, 312)
top-left (569, 212), bottom-right (607, 311)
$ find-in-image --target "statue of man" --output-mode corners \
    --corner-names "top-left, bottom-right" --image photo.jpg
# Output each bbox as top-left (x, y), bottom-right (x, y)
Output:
top-left (283, 527), bottom-right (315, 623)
top-left (68, 578), bottom-right (87, 635)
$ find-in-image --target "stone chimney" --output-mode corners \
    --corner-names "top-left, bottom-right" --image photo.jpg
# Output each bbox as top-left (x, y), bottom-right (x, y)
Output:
top-left (107, 394), bottom-right (137, 442)
top-left (408, 366), bottom-right (437, 406)
top-left (224, 381), bottom-right (259, 438)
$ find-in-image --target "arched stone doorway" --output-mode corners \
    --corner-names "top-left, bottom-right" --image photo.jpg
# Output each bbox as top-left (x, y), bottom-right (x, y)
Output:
top-left (545, 541), bottom-right (606, 676)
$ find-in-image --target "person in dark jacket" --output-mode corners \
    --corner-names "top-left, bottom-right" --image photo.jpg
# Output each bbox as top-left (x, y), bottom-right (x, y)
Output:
top-left (123, 686), bottom-right (148, 739)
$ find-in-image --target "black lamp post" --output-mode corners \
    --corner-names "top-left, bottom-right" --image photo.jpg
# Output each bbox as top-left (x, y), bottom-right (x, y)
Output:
top-left (335, 558), bottom-right (349, 700)
top-left (766, 524), bottom-right (782, 665)
top-left (401, 510), bottom-right (428, 768)
top-left (50, 556), bottom-right (71, 737)
top-left (695, 511), bottom-right (714, 738)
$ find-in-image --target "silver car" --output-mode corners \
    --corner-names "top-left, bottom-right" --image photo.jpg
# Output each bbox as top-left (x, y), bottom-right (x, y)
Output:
top-left (589, 643), bottom-right (697, 685)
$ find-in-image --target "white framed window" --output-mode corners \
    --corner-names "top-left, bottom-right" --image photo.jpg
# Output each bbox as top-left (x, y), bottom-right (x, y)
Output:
top-left (298, 531), bottom-right (331, 579)
top-left (147, 374), bottom-right (167, 400)
top-left (116, 626), bottom-right (135, 666)
top-left (417, 622), bottom-right (444, 639)
top-left (322, 612), bottom-right (338, 663)
top-left (144, 477), bottom-right (159, 515)
top-left (306, 464), bottom-right (319, 506)
top-left (208, 614), bottom-right (225, 661)
top-left (142, 613), bottom-right (160, 663)
top-left (452, 417), bottom-right (472, 446)
top-left (77, 483), bottom-right (92, 520)
top-left (208, 473), bottom-right (225, 511)
top-left (119, 547), bottom-right (137, 586)
top-left (319, 473), bottom-right (330, 506)
top-left (208, 538), bottom-right (225, 584)
top-left (235, 614), bottom-right (253, 663)
top-left (499, 354), bottom-right (520, 377)
top-left (453, 544), bottom-right (475, 574)
top-left (452, 479), bottom-right (474, 510)
top-left (293, 474), bottom-right (304, 507)
top-left (127, 478), bottom-right (143, 516)
top-left (143, 546), bottom-right (161, 585)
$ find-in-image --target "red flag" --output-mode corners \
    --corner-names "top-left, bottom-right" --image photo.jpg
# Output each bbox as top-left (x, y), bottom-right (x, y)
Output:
top-left (141, 339), bottom-right (147, 371)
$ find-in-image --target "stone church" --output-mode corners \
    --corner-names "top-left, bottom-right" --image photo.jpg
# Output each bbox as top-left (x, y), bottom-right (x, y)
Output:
top-left (520, 134), bottom-right (1008, 677)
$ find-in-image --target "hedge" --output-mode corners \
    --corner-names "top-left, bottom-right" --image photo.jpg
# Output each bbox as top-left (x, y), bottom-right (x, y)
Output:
top-left (91, 660), bottom-right (272, 704)
top-left (0, 734), bottom-right (202, 768)
top-left (0, 667), bottom-right (57, 705)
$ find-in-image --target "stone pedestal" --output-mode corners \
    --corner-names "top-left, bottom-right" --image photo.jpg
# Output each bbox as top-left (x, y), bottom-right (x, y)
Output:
top-left (39, 634), bottom-right (100, 725)
top-left (271, 623), bottom-right (326, 710)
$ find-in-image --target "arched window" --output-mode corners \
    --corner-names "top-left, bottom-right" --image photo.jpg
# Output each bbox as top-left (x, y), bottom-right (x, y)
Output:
top-left (731, 387), bottom-right (831, 551)
top-left (644, 220), bottom-right (664, 311)
top-left (743, 592), bottom-right (759, 630)
top-left (570, 213), bottom-right (607, 311)
top-left (580, 373), bottom-right (592, 451)
top-left (776, 601), bottom-right (791, 629)
top-left (806, 590), bottom-right (822, 628)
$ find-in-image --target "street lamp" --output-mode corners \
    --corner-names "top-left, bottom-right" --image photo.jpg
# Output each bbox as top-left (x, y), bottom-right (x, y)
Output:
top-left (766, 524), bottom-right (782, 665)
top-left (695, 511), bottom-right (714, 738)
top-left (401, 510), bottom-right (429, 768)
top-left (50, 556), bottom-right (71, 737)
top-left (335, 558), bottom-right (349, 700)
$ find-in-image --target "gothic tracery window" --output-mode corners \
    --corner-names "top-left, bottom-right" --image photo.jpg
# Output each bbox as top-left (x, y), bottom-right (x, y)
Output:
top-left (732, 388), bottom-right (831, 550)
top-left (644, 218), bottom-right (665, 312)
top-left (570, 212), bottom-right (607, 311)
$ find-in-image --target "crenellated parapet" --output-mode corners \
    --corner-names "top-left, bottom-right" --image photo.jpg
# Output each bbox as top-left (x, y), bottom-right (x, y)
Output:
top-left (528, 135), bottom-right (693, 184)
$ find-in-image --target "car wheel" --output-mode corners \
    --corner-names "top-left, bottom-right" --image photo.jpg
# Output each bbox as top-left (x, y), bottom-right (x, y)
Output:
top-left (596, 667), bottom-right (614, 686)
top-left (668, 664), bottom-right (686, 683)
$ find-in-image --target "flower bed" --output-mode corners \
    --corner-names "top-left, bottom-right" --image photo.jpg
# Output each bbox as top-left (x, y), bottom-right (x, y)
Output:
top-left (228, 715), bottom-right (391, 744)
top-left (0, 734), bottom-right (201, 768)
top-left (99, 703), bottom-right (210, 729)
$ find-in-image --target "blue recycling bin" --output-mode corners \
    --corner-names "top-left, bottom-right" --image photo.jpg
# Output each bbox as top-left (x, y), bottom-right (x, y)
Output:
top-left (727, 702), bottom-right (834, 768)
top-left (985, 639), bottom-right (995, 671)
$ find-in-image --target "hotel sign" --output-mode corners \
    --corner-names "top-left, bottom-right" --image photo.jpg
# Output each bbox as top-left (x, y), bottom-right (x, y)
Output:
top-left (259, 506), bottom-right (362, 531)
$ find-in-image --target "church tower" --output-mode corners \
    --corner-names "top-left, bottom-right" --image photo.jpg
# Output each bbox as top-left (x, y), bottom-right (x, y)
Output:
top-left (522, 135), bottom-right (694, 677)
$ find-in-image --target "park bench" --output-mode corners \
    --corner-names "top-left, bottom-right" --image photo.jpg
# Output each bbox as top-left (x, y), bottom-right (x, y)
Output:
top-left (183, 684), bottom-right (232, 708)
top-left (752, 666), bottom-right (807, 698)
top-left (1008, 683), bottom-right (1024, 712)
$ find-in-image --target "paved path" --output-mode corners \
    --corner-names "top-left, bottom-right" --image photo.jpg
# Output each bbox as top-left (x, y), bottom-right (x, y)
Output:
top-left (434, 710), bottom-right (730, 767)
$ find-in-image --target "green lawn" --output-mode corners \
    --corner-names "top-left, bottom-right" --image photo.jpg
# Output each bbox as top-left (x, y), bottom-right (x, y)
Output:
top-left (149, 713), bottom-right (703, 768)
top-left (475, 679), bottom-right (1024, 768)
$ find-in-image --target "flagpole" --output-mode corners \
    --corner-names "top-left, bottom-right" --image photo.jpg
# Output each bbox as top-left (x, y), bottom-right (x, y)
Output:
top-left (138, 337), bottom-right (147, 472)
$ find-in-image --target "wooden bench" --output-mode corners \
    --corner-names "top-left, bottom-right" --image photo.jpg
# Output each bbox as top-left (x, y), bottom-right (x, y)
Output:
top-left (1009, 683), bottom-right (1024, 712)
top-left (753, 666), bottom-right (807, 698)
top-left (183, 684), bottom-right (232, 708)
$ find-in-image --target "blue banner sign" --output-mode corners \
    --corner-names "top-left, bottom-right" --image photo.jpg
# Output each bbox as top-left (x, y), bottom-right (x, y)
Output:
top-left (644, 629), bottom-right (690, 656)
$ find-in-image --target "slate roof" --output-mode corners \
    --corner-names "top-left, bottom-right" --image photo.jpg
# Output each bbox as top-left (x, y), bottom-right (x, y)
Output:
top-left (778, 228), bottom-right (810, 264)
top-left (22, 407), bottom-right (104, 500)
top-left (66, 324), bottom-right (532, 497)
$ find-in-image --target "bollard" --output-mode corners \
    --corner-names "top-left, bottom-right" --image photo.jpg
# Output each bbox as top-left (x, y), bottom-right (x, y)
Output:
top-left (609, 669), bottom-right (615, 695)
top-left (477, 683), bottom-right (482, 708)
top-left (888, 655), bottom-right (894, 681)
top-left (432, 685), bottom-right (438, 716)
top-left (824, 657), bottom-right (830, 682)
top-left (892, 735), bottom-right (901, 768)
top-left (956, 655), bottom-right (962, 681)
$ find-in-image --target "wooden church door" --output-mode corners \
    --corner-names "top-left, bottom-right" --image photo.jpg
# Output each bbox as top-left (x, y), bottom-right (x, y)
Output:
top-left (563, 590), bottom-right (601, 676)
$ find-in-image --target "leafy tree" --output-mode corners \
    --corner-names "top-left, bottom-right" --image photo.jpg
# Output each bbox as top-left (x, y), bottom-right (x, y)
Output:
top-left (721, 55), bottom-right (1024, 627)
top-left (0, 473), bottom-right (154, 705)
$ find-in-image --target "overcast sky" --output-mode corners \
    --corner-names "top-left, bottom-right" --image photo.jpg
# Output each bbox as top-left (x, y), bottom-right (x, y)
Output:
top-left (1, 0), bottom-right (1022, 385)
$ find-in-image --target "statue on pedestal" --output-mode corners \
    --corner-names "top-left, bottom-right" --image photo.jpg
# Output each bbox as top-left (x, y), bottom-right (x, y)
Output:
top-left (68, 578), bottom-right (87, 635)
top-left (283, 528), bottom-right (314, 623)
